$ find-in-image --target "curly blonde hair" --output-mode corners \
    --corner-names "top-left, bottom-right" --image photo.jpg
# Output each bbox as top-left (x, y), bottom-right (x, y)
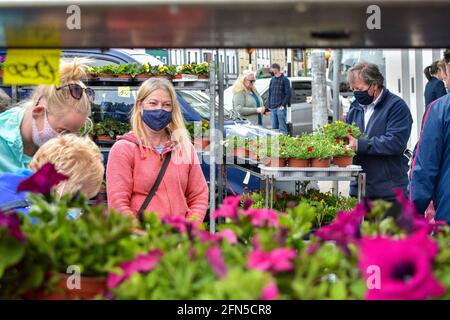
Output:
top-left (29, 134), bottom-right (104, 199)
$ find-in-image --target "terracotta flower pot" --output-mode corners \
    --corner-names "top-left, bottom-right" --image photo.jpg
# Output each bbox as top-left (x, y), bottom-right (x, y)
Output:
top-left (311, 158), bottom-right (331, 168)
top-left (265, 158), bottom-right (286, 167)
top-left (333, 156), bottom-right (353, 167)
top-left (195, 137), bottom-right (210, 150)
top-left (117, 75), bottom-right (132, 80)
top-left (233, 148), bottom-right (249, 158)
top-left (97, 74), bottom-right (116, 79)
top-left (287, 158), bottom-right (309, 168)
top-left (97, 135), bottom-right (114, 141)
top-left (24, 272), bottom-right (107, 300)
top-left (198, 75), bottom-right (208, 79)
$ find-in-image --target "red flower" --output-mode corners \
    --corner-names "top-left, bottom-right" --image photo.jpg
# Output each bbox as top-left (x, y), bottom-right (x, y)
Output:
top-left (107, 249), bottom-right (163, 289)
top-left (307, 146), bottom-right (313, 153)
top-left (348, 129), bottom-right (353, 134)
top-left (17, 163), bottom-right (68, 195)
top-left (344, 149), bottom-right (349, 156)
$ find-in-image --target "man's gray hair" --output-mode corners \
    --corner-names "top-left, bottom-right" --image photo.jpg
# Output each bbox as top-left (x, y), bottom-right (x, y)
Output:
top-left (348, 62), bottom-right (384, 87)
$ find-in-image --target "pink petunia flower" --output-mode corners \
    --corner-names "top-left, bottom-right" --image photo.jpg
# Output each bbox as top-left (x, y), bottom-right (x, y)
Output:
top-left (247, 247), bottom-right (296, 273)
top-left (107, 249), bottom-right (163, 289)
top-left (212, 196), bottom-right (241, 220)
top-left (194, 228), bottom-right (237, 245)
top-left (358, 230), bottom-right (445, 300)
top-left (242, 208), bottom-right (279, 228)
top-left (206, 245), bottom-right (228, 278)
top-left (0, 211), bottom-right (25, 241)
top-left (17, 163), bottom-right (68, 195)
top-left (261, 282), bottom-right (279, 300)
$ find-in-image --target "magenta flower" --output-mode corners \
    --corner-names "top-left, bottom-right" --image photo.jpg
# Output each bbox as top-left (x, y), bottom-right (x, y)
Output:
top-left (243, 198), bottom-right (253, 210)
top-left (261, 283), bottom-right (279, 300)
top-left (394, 189), bottom-right (446, 234)
top-left (306, 243), bottom-right (321, 256)
top-left (247, 247), bottom-right (296, 273)
top-left (358, 231), bottom-right (445, 300)
top-left (0, 211), bottom-right (25, 241)
top-left (107, 249), bottom-right (163, 289)
top-left (212, 196), bottom-right (241, 220)
top-left (17, 163), bottom-right (68, 195)
top-left (242, 208), bottom-right (279, 228)
top-left (314, 202), bottom-right (366, 251)
top-left (206, 245), bottom-right (228, 278)
top-left (162, 215), bottom-right (189, 233)
top-left (194, 228), bottom-right (237, 245)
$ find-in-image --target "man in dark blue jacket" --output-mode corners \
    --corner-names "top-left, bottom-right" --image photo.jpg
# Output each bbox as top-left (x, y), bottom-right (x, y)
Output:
top-left (410, 50), bottom-right (450, 223)
top-left (268, 63), bottom-right (291, 135)
top-left (346, 62), bottom-right (413, 201)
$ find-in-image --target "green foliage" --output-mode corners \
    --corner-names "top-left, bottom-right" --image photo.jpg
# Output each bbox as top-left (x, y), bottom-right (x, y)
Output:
top-left (93, 119), bottom-right (131, 139)
top-left (193, 62), bottom-right (210, 76)
top-left (331, 141), bottom-right (356, 158)
top-left (321, 121), bottom-right (362, 139)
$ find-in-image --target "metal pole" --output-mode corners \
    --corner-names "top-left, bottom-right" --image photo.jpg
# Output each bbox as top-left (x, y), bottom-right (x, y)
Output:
top-left (209, 60), bottom-right (216, 234)
top-left (332, 49), bottom-right (342, 196)
top-left (217, 50), bottom-right (225, 207)
top-left (311, 52), bottom-right (328, 130)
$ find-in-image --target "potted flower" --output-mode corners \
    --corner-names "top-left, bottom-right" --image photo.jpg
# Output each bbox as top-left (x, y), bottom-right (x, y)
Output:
top-left (115, 63), bottom-right (140, 80)
top-left (93, 119), bottom-right (128, 141)
top-left (153, 65), bottom-right (173, 81)
top-left (193, 120), bottom-right (210, 150)
top-left (257, 137), bottom-right (285, 167)
top-left (83, 65), bottom-right (98, 79)
top-left (194, 62), bottom-right (210, 79)
top-left (332, 142), bottom-right (356, 167)
top-left (230, 136), bottom-right (250, 158)
top-left (307, 134), bottom-right (334, 168)
top-left (96, 64), bottom-right (117, 79)
top-left (322, 121), bottom-right (362, 144)
top-left (93, 121), bottom-right (114, 141)
top-left (136, 63), bottom-right (152, 80)
top-left (176, 63), bottom-right (197, 80)
top-left (282, 136), bottom-right (313, 168)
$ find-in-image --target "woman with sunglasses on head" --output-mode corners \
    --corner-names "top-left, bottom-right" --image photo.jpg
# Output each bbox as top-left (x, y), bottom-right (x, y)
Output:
top-left (106, 78), bottom-right (208, 223)
top-left (232, 70), bottom-right (265, 125)
top-left (0, 58), bottom-right (94, 173)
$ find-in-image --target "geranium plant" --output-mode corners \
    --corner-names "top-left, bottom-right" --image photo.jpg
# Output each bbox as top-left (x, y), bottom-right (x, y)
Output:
top-left (322, 121), bottom-right (362, 140)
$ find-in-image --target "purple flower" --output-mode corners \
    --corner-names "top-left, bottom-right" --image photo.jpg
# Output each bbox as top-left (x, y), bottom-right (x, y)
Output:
top-left (247, 247), bottom-right (296, 273)
top-left (107, 249), bottom-right (163, 289)
top-left (215, 229), bottom-right (237, 244)
top-left (0, 211), bottom-right (25, 241)
top-left (242, 208), bottom-right (279, 228)
top-left (359, 230), bottom-right (445, 300)
top-left (206, 245), bottom-right (228, 278)
top-left (243, 198), bottom-right (253, 210)
top-left (261, 283), bottom-right (279, 300)
top-left (17, 163), bottom-right (68, 195)
top-left (212, 196), bottom-right (241, 220)
top-left (314, 202), bottom-right (366, 251)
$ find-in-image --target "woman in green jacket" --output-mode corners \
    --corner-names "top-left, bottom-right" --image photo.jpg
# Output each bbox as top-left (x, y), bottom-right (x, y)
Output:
top-left (232, 70), bottom-right (265, 125)
top-left (0, 58), bottom-right (94, 173)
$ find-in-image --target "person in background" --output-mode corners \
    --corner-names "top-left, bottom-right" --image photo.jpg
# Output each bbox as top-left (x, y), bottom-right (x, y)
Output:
top-left (410, 49), bottom-right (450, 225)
top-left (268, 63), bottom-right (291, 135)
top-left (346, 62), bottom-right (412, 201)
top-left (232, 70), bottom-right (265, 126)
top-left (0, 88), bottom-right (11, 113)
top-left (438, 58), bottom-right (450, 94)
top-left (424, 60), bottom-right (447, 109)
top-left (0, 58), bottom-right (94, 173)
top-left (0, 134), bottom-right (104, 215)
top-left (106, 78), bottom-right (208, 222)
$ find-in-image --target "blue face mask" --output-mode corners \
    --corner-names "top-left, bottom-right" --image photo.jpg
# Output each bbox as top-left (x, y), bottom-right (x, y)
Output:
top-left (353, 84), bottom-right (374, 106)
top-left (142, 109), bottom-right (172, 132)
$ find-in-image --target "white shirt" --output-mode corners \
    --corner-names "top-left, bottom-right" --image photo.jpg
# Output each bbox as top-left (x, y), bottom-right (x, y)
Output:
top-left (361, 89), bottom-right (384, 130)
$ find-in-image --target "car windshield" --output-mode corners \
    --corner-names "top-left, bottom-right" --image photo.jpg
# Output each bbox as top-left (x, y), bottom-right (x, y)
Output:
top-left (178, 90), bottom-right (232, 120)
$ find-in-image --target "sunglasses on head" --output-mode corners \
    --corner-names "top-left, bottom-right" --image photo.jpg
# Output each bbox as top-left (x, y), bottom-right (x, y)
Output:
top-left (56, 84), bottom-right (95, 103)
top-left (249, 80), bottom-right (256, 83)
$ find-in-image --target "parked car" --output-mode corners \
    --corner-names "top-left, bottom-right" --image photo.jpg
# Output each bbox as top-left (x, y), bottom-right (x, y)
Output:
top-left (223, 77), bottom-right (335, 135)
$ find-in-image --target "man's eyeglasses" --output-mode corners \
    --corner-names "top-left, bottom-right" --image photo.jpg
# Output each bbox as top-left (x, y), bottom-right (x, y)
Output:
top-left (56, 84), bottom-right (95, 103)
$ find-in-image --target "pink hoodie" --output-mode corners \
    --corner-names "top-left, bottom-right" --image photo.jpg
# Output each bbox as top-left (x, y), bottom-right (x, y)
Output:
top-left (106, 132), bottom-right (209, 221)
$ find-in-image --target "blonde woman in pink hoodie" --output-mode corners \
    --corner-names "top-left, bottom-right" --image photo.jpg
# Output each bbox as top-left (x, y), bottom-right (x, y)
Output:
top-left (106, 78), bottom-right (208, 222)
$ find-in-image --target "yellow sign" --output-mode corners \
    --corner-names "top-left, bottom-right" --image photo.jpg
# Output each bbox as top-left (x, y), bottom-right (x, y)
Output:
top-left (118, 86), bottom-right (131, 98)
top-left (3, 49), bottom-right (61, 85)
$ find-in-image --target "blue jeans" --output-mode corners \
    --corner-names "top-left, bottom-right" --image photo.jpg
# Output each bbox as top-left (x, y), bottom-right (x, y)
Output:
top-left (270, 106), bottom-right (288, 135)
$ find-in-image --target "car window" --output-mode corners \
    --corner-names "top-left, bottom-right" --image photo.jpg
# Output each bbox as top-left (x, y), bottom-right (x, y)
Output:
top-left (91, 88), bottom-right (137, 123)
top-left (178, 90), bottom-right (231, 119)
top-left (291, 81), bottom-right (311, 103)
